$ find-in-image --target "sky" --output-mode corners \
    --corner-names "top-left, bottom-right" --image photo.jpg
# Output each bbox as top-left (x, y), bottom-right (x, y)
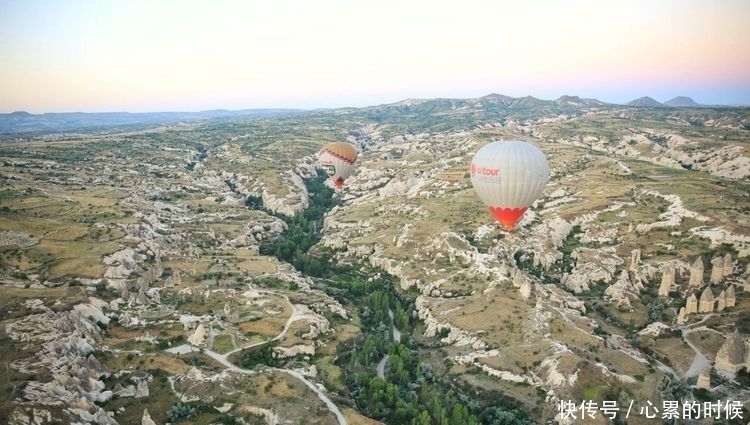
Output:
top-left (1, 0), bottom-right (749, 113)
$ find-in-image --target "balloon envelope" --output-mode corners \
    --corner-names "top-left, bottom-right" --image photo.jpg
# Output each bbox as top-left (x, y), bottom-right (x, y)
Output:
top-left (318, 142), bottom-right (358, 189)
top-left (470, 140), bottom-right (549, 229)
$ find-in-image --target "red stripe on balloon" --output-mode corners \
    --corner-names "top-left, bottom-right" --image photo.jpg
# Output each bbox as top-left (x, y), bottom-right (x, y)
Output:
top-left (322, 149), bottom-right (356, 165)
top-left (488, 206), bottom-right (527, 230)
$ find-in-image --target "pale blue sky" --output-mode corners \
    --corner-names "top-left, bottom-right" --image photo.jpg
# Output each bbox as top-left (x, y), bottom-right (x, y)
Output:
top-left (1, 0), bottom-right (749, 112)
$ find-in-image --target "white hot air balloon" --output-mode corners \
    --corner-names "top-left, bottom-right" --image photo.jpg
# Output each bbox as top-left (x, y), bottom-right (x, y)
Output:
top-left (470, 140), bottom-right (549, 230)
top-left (317, 142), bottom-right (358, 190)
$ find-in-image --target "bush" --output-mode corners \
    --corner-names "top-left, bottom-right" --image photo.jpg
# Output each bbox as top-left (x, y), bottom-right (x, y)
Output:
top-left (165, 402), bottom-right (198, 422)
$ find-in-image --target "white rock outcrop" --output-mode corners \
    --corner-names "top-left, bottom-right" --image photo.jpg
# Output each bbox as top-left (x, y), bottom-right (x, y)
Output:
top-left (658, 262), bottom-right (676, 296)
top-left (260, 170), bottom-right (310, 217)
top-left (710, 256), bottom-right (725, 284)
top-left (5, 298), bottom-right (117, 425)
top-left (688, 257), bottom-right (704, 288)
top-left (142, 408), bottom-right (157, 425)
top-left (698, 287), bottom-right (715, 313)
top-left (715, 330), bottom-right (747, 374)
top-left (685, 293), bottom-right (698, 315)
top-left (188, 323), bottom-right (207, 346)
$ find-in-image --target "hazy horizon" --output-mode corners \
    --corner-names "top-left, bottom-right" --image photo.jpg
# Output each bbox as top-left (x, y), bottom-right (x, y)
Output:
top-left (2, 0), bottom-right (749, 114)
top-left (3, 92), bottom-right (748, 116)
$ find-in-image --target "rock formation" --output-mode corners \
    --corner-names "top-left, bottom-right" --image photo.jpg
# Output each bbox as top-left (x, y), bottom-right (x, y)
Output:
top-left (166, 269), bottom-right (182, 287)
top-left (658, 262), bottom-right (675, 297)
top-left (629, 249), bottom-right (641, 270)
top-left (688, 257), bottom-right (704, 287)
top-left (132, 372), bottom-right (152, 399)
top-left (715, 330), bottom-right (746, 373)
top-left (723, 253), bottom-right (733, 276)
top-left (113, 383), bottom-right (136, 397)
top-left (560, 251), bottom-right (619, 293)
top-left (293, 304), bottom-right (332, 339)
top-left (710, 256), bottom-right (724, 284)
top-left (512, 268), bottom-right (525, 288)
top-left (698, 287), bottom-right (715, 313)
top-left (188, 323), bottom-right (207, 346)
top-left (717, 290), bottom-right (727, 311)
top-left (677, 307), bottom-right (686, 324)
top-left (5, 298), bottom-right (118, 425)
top-left (274, 344), bottom-right (316, 358)
top-left (519, 280), bottom-right (532, 301)
top-left (725, 285), bottom-right (736, 308)
top-left (120, 283), bottom-right (130, 301)
top-left (260, 170), bottom-right (310, 217)
top-left (685, 293), bottom-right (698, 315)
top-left (135, 380), bottom-right (150, 398)
top-left (634, 191), bottom-right (711, 233)
top-left (560, 130), bottom-right (750, 180)
top-left (716, 285), bottom-right (737, 312)
top-left (142, 408), bottom-right (157, 425)
top-left (103, 248), bottom-right (146, 280)
top-left (696, 367), bottom-right (711, 389)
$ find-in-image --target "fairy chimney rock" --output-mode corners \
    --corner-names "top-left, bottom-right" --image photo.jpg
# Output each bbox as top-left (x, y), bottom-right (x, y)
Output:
top-left (658, 262), bottom-right (675, 297)
top-left (688, 257), bottom-right (704, 287)
top-left (715, 330), bottom-right (746, 373)
top-left (519, 280), bottom-right (532, 300)
top-left (717, 290), bottom-right (727, 311)
top-left (696, 367), bottom-right (711, 389)
top-left (710, 257), bottom-right (724, 284)
top-left (677, 307), bottom-right (686, 324)
top-left (513, 269), bottom-right (525, 288)
top-left (135, 379), bottom-right (149, 398)
top-left (629, 249), bottom-right (641, 270)
top-left (698, 287), bottom-right (715, 313)
top-left (188, 323), bottom-right (207, 346)
top-left (723, 253), bottom-right (733, 276)
top-left (726, 285), bottom-right (736, 308)
top-left (142, 409), bottom-right (157, 425)
top-left (685, 293), bottom-right (698, 315)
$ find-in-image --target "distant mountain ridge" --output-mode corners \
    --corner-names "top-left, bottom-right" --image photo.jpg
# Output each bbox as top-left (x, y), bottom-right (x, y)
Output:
top-left (664, 96), bottom-right (702, 107)
top-left (0, 108), bottom-right (305, 135)
top-left (2, 93), bottom-right (743, 136)
top-left (626, 95), bottom-right (722, 108)
top-left (627, 96), bottom-right (664, 108)
top-left (554, 95), bottom-right (609, 107)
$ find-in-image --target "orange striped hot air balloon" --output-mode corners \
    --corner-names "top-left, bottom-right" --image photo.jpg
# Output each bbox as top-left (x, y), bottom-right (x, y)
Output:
top-left (470, 140), bottom-right (549, 230)
top-left (317, 142), bottom-right (358, 189)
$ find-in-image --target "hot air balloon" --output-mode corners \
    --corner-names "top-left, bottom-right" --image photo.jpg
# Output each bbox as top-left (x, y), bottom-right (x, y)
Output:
top-left (317, 142), bottom-right (358, 189)
top-left (470, 140), bottom-right (549, 230)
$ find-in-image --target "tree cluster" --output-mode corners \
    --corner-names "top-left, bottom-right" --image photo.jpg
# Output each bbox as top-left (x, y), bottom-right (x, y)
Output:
top-left (258, 170), bottom-right (337, 277)
top-left (260, 170), bottom-right (537, 425)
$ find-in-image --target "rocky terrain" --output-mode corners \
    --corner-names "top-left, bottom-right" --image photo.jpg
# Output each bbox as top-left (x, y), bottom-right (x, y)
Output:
top-left (0, 95), bottom-right (748, 425)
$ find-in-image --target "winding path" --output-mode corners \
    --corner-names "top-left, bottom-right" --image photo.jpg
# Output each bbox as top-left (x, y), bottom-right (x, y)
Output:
top-left (165, 290), bottom-right (348, 425)
top-left (376, 309), bottom-right (402, 379)
top-left (681, 326), bottom-right (716, 379)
